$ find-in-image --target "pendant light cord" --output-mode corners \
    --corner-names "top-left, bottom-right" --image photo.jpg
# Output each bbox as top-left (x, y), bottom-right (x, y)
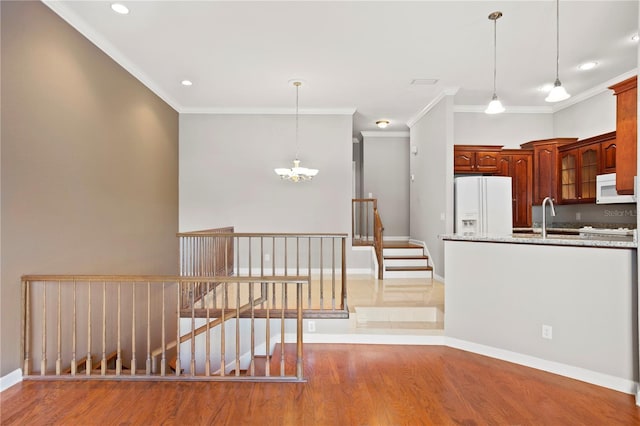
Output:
top-left (555, 0), bottom-right (560, 80)
top-left (492, 17), bottom-right (497, 95)
top-left (295, 83), bottom-right (299, 160)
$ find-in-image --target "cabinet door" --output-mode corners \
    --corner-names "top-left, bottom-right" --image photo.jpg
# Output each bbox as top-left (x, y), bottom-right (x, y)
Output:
top-left (534, 145), bottom-right (558, 204)
top-left (600, 140), bottom-right (617, 174)
top-left (512, 154), bottom-right (533, 227)
top-left (610, 77), bottom-right (637, 194)
top-left (559, 151), bottom-right (578, 203)
top-left (475, 152), bottom-right (500, 173)
top-left (454, 149), bottom-right (475, 172)
top-left (580, 146), bottom-right (598, 201)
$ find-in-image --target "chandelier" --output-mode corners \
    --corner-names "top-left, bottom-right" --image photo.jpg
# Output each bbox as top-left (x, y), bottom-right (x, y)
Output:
top-left (274, 81), bottom-right (319, 182)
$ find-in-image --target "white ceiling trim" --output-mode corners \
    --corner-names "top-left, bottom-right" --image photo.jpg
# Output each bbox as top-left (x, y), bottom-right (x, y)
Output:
top-left (551, 68), bottom-right (638, 113)
top-left (406, 87), bottom-right (459, 129)
top-left (453, 105), bottom-right (553, 114)
top-left (42, 0), bottom-right (182, 112)
top-left (360, 131), bottom-right (410, 138)
top-left (180, 107), bottom-right (356, 115)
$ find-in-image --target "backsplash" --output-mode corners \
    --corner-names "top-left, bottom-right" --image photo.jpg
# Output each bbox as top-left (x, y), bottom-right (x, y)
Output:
top-left (532, 203), bottom-right (637, 229)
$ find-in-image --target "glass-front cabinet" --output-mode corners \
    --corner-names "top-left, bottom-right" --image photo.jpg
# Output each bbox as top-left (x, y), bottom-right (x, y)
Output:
top-left (558, 143), bottom-right (600, 204)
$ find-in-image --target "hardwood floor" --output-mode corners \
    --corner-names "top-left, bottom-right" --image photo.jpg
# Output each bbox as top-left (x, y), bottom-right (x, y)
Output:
top-left (3, 344), bottom-right (639, 425)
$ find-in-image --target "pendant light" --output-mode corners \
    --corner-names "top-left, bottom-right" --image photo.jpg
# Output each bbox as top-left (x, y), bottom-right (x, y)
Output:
top-left (274, 81), bottom-right (319, 182)
top-left (545, 0), bottom-right (571, 102)
top-left (485, 11), bottom-right (505, 115)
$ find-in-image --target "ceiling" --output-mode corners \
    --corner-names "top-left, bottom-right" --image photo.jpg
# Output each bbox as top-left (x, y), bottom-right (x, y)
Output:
top-left (44, 1), bottom-right (639, 138)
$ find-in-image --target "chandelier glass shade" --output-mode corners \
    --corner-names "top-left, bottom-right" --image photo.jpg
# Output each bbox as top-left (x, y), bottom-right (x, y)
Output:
top-left (274, 81), bottom-right (319, 182)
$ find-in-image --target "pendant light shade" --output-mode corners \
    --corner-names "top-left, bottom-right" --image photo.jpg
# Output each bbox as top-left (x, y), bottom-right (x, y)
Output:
top-left (485, 94), bottom-right (505, 115)
top-left (546, 0), bottom-right (570, 103)
top-left (485, 11), bottom-right (505, 115)
top-left (545, 78), bottom-right (571, 103)
top-left (274, 81), bottom-right (319, 182)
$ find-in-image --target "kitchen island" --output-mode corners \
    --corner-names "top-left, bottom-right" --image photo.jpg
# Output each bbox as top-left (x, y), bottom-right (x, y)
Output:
top-left (442, 233), bottom-right (638, 395)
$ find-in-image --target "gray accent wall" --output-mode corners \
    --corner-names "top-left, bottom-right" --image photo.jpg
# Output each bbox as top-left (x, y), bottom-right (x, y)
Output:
top-left (409, 96), bottom-right (455, 278)
top-left (1, 1), bottom-right (179, 376)
top-left (362, 133), bottom-right (410, 238)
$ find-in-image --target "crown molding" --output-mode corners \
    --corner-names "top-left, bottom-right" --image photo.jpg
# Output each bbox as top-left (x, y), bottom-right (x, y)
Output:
top-left (180, 107), bottom-right (356, 115)
top-left (360, 131), bottom-right (410, 138)
top-left (453, 105), bottom-right (553, 114)
top-left (406, 87), bottom-right (459, 128)
top-left (551, 68), bottom-right (638, 113)
top-left (453, 69), bottom-right (638, 115)
top-left (42, 0), bottom-right (182, 112)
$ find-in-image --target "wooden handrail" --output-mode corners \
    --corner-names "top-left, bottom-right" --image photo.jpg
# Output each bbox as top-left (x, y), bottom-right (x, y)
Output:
top-left (373, 208), bottom-right (384, 280)
top-left (178, 232), bottom-right (348, 238)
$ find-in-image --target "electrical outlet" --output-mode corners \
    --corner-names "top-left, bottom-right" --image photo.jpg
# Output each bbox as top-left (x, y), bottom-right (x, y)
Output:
top-left (542, 324), bottom-right (553, 340)
top-left (440, 212), bottom-right (445, 221)
top-left (264, 253), bottom-right (270, 262)
top-left (576, 212), bottom-right (581, 221)
top-left (308, 320), bottom-right (316, 332)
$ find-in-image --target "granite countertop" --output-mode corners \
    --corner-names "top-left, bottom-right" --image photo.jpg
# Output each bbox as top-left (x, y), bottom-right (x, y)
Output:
top-left (441, 233), bottom-right (637, 249)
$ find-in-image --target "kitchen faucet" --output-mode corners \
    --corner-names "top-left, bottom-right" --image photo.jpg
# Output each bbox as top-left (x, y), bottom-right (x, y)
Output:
top-left (541, 196), bottom-right (556, 239)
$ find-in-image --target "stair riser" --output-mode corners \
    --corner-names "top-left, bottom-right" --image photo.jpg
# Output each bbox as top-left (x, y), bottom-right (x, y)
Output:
top-left (355, 306), bottom-right (442, 323)
top-left (384, 259), bottom-right (429, 267)
top-left (384, 270), bottom-right (432, 279)
top-left (383, 248), bottom-right (423, 256)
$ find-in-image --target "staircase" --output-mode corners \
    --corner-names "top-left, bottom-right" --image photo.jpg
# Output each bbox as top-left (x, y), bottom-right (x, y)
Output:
top-left (383, 242), bottom-right (433, 279)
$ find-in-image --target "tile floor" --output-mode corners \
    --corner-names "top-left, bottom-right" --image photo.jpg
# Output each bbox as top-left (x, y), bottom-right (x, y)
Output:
top-left (348, 275), bottom-right (444, 331)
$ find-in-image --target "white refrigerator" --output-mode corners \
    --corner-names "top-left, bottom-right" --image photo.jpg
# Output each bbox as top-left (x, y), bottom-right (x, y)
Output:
top-left (454, 176), bottom-right (513, 236)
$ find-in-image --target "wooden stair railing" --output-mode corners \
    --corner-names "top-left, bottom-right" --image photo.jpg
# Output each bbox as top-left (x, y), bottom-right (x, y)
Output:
top-left (373, 207), bottom-right (384, 279)
top-left (21, 275), bottom-right (309, 382)
top-left (150, 288), bottom-right (268, 375)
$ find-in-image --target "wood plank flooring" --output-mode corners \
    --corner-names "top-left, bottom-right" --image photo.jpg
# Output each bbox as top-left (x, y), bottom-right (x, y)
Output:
top-left (3, 344), bottom-right (639, 425)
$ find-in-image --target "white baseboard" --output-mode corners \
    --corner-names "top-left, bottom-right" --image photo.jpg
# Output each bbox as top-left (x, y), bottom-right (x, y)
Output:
top-left (0, 369), bottom-right (22, 392)
top-left (446, 337), bottom-right (638, 396)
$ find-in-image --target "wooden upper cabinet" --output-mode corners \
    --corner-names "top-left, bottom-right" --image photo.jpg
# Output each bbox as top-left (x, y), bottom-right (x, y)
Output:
top-left (454, 145), bottom-right (503, 174)
top-left (601, 137), bottom-right (617, 174)
top-left (453, 148), bottom-right (476, 172)
top-left (521, 138), bottom-right (578, 204)
top-left (558, 143), bottom-right (599, 204)
top-left (557, 132), bottom-right (613, 204)
top-left (609, 76), bottom-right (637, 195)
top-left (498, 149), bottom-right (533, 228)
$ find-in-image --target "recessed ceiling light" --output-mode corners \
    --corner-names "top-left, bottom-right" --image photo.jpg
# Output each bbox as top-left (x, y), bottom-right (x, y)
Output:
top-left (537, 84), bottom-right (554, 93)
top-left (632, 34), bottom-right (639, 42)
top-left (376, 120), bottom-right (390, 129)
top-left (578, 61), bottom-right (598, 71)
top-left (410, 79), bottom-right (439, 86)
top-left (111, 3), bottom-right (129, 15)
top-left (181, 80), bottom-right (193, 86)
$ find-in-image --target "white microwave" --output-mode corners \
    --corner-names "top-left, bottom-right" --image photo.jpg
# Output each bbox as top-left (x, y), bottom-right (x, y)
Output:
top-left (596, 173), bottom-right (636, 204)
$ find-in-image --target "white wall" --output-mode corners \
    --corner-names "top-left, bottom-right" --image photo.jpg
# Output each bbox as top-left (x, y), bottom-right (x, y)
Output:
top-left (362, 132), bottom-right (410, 238)
top-left (179, 113), bottom-right (371, 271)
top-left (445, 240), bottom-right (638, 393)
top-left (553, 91), bottom-right (616, 139)
top-left (454, 112), bottom-right (553, 148)
top-left (180, 113), bottom-right (352, 233)
top-left (409, 96), bottom-right (455, 278)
